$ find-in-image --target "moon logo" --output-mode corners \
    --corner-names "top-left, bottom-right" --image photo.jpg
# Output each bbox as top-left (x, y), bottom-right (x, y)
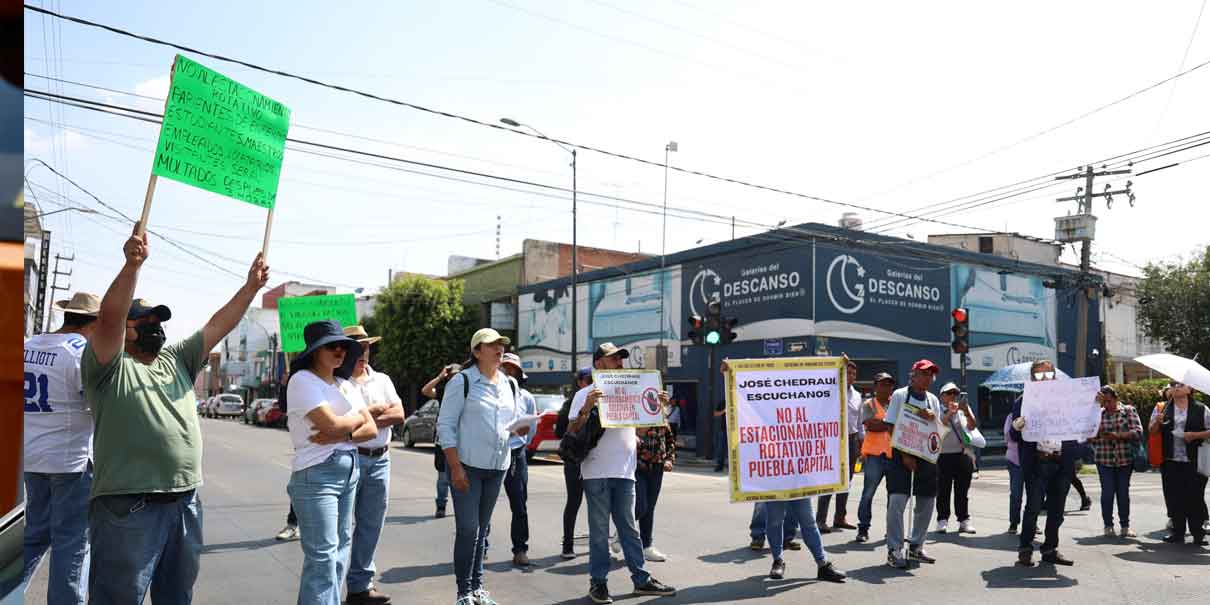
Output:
top-left (826, 255), bottom-right (866, 315)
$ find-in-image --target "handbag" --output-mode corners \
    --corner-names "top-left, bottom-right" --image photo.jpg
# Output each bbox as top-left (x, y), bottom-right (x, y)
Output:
top-left (1132, 439), bottom-right (1149, 472)
top-left (1198, 442), bottom-right (1210, 478)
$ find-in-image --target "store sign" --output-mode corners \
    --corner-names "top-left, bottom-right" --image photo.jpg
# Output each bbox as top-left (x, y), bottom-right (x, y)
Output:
top-left (814, 246), bottom-right (950, 345)
top-left (950, 263), bottom-right (1057, 371)
top-left (681, 247), bottom-right (812, 342)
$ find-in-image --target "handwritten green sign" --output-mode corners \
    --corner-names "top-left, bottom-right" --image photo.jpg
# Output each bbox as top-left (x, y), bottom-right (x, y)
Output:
top-left (152, 54), bottom-right (290, 209)
top-left (277, 294), bottom-right (357, 353)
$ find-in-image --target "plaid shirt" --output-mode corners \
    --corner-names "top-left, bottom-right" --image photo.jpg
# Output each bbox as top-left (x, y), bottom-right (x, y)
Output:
top-left (1089, 405), bottom-right (1143, 467)
top-left (637, 426), bottom-right (677, 468)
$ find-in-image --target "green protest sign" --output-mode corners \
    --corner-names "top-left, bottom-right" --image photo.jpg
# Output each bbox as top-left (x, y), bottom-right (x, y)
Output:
top-left (278, 294), bottom-right (358, 353)
top-left (151, 54), bottom-right (290, 209)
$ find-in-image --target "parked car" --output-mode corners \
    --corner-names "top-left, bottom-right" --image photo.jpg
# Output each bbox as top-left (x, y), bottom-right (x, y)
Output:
top-left (204, 396), bottom-right (220, 418)
top-left (258, 401), bottom-right (286, 429)
top-left (526, 394), bottom-right (566, 460)
top-left (213, 394), bottom-right (244, 418)
top-left (399, 400), bottom-right (440, 447)
top-left (244, 398), bottom-right (276, 425)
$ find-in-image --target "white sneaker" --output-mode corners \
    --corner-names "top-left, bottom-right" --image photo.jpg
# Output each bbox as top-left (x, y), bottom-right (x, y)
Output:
top-left (1167, 519), bottom-right (1174, 531)
top-left (275, 524), bottom-right (299, 541)
top-left (1104, 526), bottom-right (1116, 537)
top-left (935, 519), bottom-right (949, 533)
top-left (610, 539), bottom-right (622, 560)
top-left (1121, 527), bottom-right (1137, 538)
top-left (643, 546), bottom-right (667, 562)
top-left (959, 520), bottom-right (976, 534)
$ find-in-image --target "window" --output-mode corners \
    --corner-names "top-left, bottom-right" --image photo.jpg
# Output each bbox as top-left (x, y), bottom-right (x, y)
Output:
top-left (978, 236), bottom-right (994, 254)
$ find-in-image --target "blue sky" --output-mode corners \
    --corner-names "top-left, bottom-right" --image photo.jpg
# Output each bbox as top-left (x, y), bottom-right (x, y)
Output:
top-left (24, 1), bottom-right (1210, 340)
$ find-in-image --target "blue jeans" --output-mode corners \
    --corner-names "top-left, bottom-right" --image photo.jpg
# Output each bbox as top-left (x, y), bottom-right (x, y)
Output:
top-left (88, 490), bottom-right (203, 605)
top-left (1096, 464), bottom-right (1132, 529)
top-left (1008, 462), bottom-right (1024, 526)
top-left (765, 499), bottom-right (827, 563)
top-left (857, 454), bottom-right (889, 532)
top-left (713, 424), bottom-right (728, 468)
top-left (348, 453), bottom-right (390, 594)
top-left (750, 502), bottom-right (798, 541)
top-left (451, 465), bottom-right (505, 597)
top-left (288, 450), bottom-right (360, 605)
top-left (24, 469), bottom-right (92, 605)
top-left (503, 447), bottom-right (530, 553)
top-left (584, 478), bottom-right (651, 589)
top-left (436, 469), bottom-right (450, 509)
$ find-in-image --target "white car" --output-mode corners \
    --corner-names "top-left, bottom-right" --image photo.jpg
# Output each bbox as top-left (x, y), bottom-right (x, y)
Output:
top-left (244, 398), bottom-right (276, 425)
top-left (213, 394), bottom-right (244, 418)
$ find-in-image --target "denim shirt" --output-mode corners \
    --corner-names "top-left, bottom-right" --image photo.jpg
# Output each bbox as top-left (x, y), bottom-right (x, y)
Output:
top-left (507, 388), bottom-right (538, 450)
top-left (436, 365), bottom-right (520, 471)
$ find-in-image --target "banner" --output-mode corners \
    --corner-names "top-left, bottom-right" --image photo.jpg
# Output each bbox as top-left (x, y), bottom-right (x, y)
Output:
top-left (592, 370), bottom-right (667, 428)
top-left (152, 54), bottom-right (291, 209)
top-left (277, 294), bottom-right (358, 353)
top-left (1022, 377), bottom-right (1102, 442)
top-left (890, 400), bottom-right (944, 462)
top-left (951, 263), bottom-right (1057, 371)
top-left (682, 248), bottom-right (812, 343)
top-left (725, 357), bottom-right (848, 503)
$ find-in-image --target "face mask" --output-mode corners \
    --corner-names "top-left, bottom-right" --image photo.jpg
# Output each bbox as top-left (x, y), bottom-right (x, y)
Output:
top-left (134, 322), bottom-right (167, 356)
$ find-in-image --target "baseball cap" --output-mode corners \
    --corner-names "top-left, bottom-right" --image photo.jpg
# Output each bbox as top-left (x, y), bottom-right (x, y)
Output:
top-left (939, 382), bottom-right (961, 394)
top-left (128, 298), bottom-right (172, 321)
top-left (593, 342), bottom-right (630, 362)
top-left (501, 352), bottom-right (527, 380)
top-left (576, 367), bottom-right (593, 381)
top-left (911, 359), bottom-right (939, 375)
top-left (469, 328), bottom-right (511, 349)
top-left (873, 372), bottom-right (895, 384)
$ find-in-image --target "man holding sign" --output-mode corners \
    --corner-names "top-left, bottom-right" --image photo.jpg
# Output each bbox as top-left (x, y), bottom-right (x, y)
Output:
top-left (883, 359), bottom-right (943, 569)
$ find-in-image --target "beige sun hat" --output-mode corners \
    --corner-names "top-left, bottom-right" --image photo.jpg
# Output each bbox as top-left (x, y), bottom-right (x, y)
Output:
top-left (53, 292), bottom-right (101, 316)
top-left (343, 324), bottom-right (383, 345)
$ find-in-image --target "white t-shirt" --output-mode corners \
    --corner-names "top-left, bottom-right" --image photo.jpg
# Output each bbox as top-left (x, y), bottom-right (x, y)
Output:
top-left (23, 333), bottom-right (92, 473)
top-left (847, 386), bottom-right (864, 437)
top-left (286, 370), bottom-right (367, 471)
top-left (885, 386), bottom-right (942, 427)
top-left (569, 384), bottom-right (637, 481)
top-left (349, 366), bottom-right (403, 450)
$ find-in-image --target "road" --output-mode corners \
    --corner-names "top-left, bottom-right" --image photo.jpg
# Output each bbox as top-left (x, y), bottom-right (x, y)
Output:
top-left (24, 418), bottom-right (1208, 604)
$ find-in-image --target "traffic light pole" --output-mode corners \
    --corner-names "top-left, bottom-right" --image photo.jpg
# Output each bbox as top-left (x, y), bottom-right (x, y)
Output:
top-left (700, 344), bottom-right (716, 461)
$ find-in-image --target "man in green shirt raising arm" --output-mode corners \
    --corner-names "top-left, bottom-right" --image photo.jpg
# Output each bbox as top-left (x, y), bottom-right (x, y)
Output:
top-left (82, 221), bottom-right (269, 605)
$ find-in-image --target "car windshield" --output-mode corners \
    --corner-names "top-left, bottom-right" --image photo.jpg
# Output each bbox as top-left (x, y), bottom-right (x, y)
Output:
top-left (220, 396), bottom-right (241, 403)
top-left (533, 395), bottom-right (564, 413)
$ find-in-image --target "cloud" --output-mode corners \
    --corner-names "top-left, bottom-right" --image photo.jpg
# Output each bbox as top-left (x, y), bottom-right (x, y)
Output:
top-left (134, 75), bottom-right (170, 99)
top-left (24, 127), bottom-right (88, 157)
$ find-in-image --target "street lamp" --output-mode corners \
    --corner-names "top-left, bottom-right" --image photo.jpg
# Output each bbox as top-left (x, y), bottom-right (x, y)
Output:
top-left (501, 116), bottom-right (579, 380)
top-left (34, 206), bottom-right (97, 219)
top-left (659, 141), bottom-right (678, 361)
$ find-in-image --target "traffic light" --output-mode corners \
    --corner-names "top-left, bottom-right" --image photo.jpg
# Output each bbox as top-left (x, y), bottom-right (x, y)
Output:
top-left (721, 317), bottom-right (739, 344)
top-left (705, 301), bottom-right (723, 345)
top-left (688, 314), bottom-right (704, 345)
top-left (951, 307), bottom-right (970, 354)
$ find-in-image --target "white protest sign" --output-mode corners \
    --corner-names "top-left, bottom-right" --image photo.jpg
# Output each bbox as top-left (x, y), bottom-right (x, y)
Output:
top-left (890, 401), bottom-right (944, 463)
top-left (726, 357), bottom-right (849, 502)
top-left (1022, 376), bottom-right (1102, 442)
top-left (592, 370), bottom-right (666, 428)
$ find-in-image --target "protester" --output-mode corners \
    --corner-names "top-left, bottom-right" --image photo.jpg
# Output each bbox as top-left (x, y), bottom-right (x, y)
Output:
top-left (713, 397), bottom-right (728, 473)
top-left (437, 328), bottom-right (528, 605)
top-left (1004, 413), bottom-right (1024, 534)
top-left (556, 367), bottom-right (594, 559)
top-left (1150, 381), bottom-right (1209, 545)
top-left (22, 292), bottom-right (100, 605)
top-left (817, 359), bottom-right (863, 533)
top-left (635, 417), bottom-right (676, 562)
top-left (935, 382), bottom-right (977, 534)
top-left (500, 352), bottom-right (539, 567)
top-left (423, 363), bottom-right (463, 518)
top-left (750, 503), bottom-right (801, 551)
top-left (883, 359), bottom-right (942, 569)
top-left (666, 400), bottom-right (681, 441)
top-left (1088, 385), bottom-right (1143, 539)
top-left (82, 222), bottom-right (267, 603)
top-left (345, 325), bottom-right (406, 605)
top-left (763, 498), bottom-right (847, 583)
top-left (856, 372), bottom-right (896, 543)
top-left (1011, 359), bottom-right (1077, 567)
top-left (568, 343), bottom-right (676, 604)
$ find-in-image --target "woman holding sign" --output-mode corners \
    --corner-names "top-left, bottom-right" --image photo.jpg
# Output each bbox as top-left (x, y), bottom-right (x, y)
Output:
top-left (934, 382), bottom-right (978, 535)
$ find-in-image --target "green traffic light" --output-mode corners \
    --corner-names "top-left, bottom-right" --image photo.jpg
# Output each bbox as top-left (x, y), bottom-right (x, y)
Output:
top-left (706, 331), bottom-right (721, 345)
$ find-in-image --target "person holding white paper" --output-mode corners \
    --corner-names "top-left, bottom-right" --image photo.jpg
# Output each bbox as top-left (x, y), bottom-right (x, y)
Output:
top-left (883, 359), bottom-right (942, 569)
top-left (935, 382), bottom-right (977, 535)
top-left (1150, 381), bottom-right (1209, 545)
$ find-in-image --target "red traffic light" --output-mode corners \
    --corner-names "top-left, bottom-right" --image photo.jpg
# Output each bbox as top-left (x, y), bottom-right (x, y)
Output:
top-left (951, 308), bottom-right (968, 323)
top-left (689, 314), bottom-right (704, 329)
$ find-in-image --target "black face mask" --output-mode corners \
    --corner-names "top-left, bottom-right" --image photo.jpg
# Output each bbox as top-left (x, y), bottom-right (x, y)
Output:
top-left (134, 322), bottom-right (167, 356)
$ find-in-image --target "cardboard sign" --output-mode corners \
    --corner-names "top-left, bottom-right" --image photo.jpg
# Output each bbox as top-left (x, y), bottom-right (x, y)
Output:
top-left (725, 357), bottom-right (849, 503)
top-left (1022, 376), bottom-right (1102, 442)
top-left (891, 400), bottom-right (944, 463)
top-left (277, 294), bottom-right (357, 353)
top-left (152, 54), bottom-right (291, 209)
top-left (592, 370), bottom-right (666, 428)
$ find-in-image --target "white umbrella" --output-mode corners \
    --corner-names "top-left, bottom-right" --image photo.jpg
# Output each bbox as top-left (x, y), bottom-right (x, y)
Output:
top-left (1134, 353), bottom-right (1210, 396)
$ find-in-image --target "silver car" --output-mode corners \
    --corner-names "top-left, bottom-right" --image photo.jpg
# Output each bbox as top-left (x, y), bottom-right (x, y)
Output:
top-left (398, 400), bottom-right (440, 447)
top-left (244, 398), bottom-right (276, 425)
top-left (213, 394), bottom-right (244, 418)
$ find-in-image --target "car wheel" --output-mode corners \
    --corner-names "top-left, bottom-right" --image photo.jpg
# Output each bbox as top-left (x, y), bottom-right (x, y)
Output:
top-left (402, 427), bottom-right (414, 447)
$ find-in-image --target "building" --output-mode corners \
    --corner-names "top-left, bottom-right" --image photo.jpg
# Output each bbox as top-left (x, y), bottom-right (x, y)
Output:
top-left (261, 280), bottom-right (336, 309)
top-left (519, 222), bottom-right (1100, 455)
top-left (22, 202), bottom-right (45, 338)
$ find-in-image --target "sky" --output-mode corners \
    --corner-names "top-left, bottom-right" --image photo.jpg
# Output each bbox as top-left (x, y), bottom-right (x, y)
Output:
top-left (23, 0), bottom-right (1210, 342)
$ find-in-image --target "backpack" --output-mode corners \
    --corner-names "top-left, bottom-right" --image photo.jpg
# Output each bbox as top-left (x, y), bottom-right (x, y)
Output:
top-left (558, 404), bottom-right (606, 464)
top-left (434, 370), bottom-right (520, 473)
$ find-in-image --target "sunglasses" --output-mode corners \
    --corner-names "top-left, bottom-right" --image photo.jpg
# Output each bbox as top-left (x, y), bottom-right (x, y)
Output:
top-left (1170, 382), bottom-right (1186, 388)
top-left (322, 342), bottom-right (349, 352)
top-left (1032, 371), bottom-right (1056, 380)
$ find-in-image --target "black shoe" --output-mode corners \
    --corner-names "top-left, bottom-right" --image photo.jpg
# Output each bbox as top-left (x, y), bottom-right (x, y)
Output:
top-left (1163, 534), bottom-right (1186, 544)
top-left (855, 531), bottom-right (869, 543)
top-left (1016, 551), bottom-right (1034, 567)
top-left (714, 465), bottom-right (725, 472)
top-left (818, 524), bottom-right (834, 534)
top-left (769, 558), bottom-right (786, 580)
top-left (749, 537), bottom-right (766, 551)
top-left (633, 578), bottom-right (676, 597)
top-left (784, 539), bottom-right (803, 551)
top-left (1080, 497), bottom-right (1092, 511)
top-left (1193, 535), bottom-right (1208, 547)
top-left (817, 561), bottom-right (846, 583)
top-left (1041, 551), bottom-right (1074, 566)
top-left (1008, 523), bottom-right (1018, 535)
top-left (561, 544), bottom-right (575, 560)
top-left (589, 584), bottom-right (613, 604)
top-left (346, 588), bottom-right (392, 605)
top-left (435, 506), bottom-right (446, 519)
top-left (908, 547), bottom-right (936, 564)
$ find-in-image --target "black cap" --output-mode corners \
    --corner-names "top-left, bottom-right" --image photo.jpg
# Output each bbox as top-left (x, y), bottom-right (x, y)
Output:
top-left (128, 299), bottom-right (172, 321)
top-left (873, 372), bottom-right (895, 384)
top-left (593, 342), bottom-right (630, 362)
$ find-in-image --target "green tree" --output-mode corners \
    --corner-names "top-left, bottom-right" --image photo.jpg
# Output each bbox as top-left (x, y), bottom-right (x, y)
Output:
top-left (363, 276), bottom-right (477, 402)
top-left (1137, 245), bottom-right (1210, 363)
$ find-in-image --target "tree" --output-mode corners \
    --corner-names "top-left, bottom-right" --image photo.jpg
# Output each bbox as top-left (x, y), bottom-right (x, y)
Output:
top-left (363, 276), bottom-right (478, 403)
top-left (1137, 245), bottom-right (1210, 363)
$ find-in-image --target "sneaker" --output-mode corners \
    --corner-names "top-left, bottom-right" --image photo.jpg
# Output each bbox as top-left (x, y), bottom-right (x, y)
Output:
top-left (610, 539), bottom-right (622, 560)
top-left (855, 531), bottom-right (869, 543)
top-left (589, 584), bottom-right (613, 604)
top-left (784, 539), bottom-right (803, 551)
top-left (633, 578), bottom-right (676, 596)
top-left (959, 520), bottom-right (976, 534)
top-left (561, 544), bottom-right (576, 560)
top-left (643, 546), bottom-right (667, 562)
top-left (471, 589), bottom-right (498, 605)
top-left (512, 551), bottom-right (531, 567)
top-left (455, 595), bottom-right (476, 605)
top-left (935, 519), bottom-right (949, 533)
top-left (1120, 527), bottom-right (1137, 538)
top-left (1079, 497), bottom-right (1092, 511)
top-left (275, 524), bottom-right (299, 541)
top-left (817, 561), bottom-right (846, 583)
top-left (749, 537), bottom-right (766, 551)
top-left (346, 588), bottom-right (391, 605)
top-left (887, 551), bottom-right (908, 569)
top-left (769, 558), bottom-right (786, 580)
top-left (1016, 551), bottom-right (1034, 567)
top-left (1163, 534), bottom-right (1185, 544)
top-left (1041, 551), bottom-right (1074, 566)
top-left (1167, 519), bottom-right (1174, 531)
top-left (436, 506), bottom-right (447, 519)
top-left (1104, 526), bottom-right (1116, 538)
top-left (1008, 523), bottom-right (1018, 535)
top-left (908, 546), bottom-right (936, 564)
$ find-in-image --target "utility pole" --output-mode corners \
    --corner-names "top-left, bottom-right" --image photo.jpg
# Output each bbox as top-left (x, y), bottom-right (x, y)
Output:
top-left (34, 230), bottom-right (51, 334)
top-left (1054, 164), bottom-right (1134, 378)
top-left (45, 253), bottom-right (74, 333)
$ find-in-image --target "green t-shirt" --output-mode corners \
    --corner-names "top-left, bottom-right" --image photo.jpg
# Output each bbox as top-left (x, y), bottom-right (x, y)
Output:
top-left (81, 330), bottom-right (207, 499)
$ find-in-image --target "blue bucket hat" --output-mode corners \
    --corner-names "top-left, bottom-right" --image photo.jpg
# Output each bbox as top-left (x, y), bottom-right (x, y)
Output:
top-left (289, 320), bottom-right (363, 379)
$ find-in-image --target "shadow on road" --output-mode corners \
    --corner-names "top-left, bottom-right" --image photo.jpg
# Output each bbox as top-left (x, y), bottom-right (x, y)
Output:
top-left (484, 554), bottom-right (567, 574)
top-left (378, 561), bottom-right (451, 585)
top-left (200, 537), bottom-right (286, 554)
top-left (696, 546), bottom-right (766, 565)
top-left (544, 574), bottom-right (813, 605)
top-left (1113, 542), bottom-right (1210, 565)
top-left (825, 538), bottom-right (887, 554)
top-left (980, 564), bottom-right (1078, 589)
top-left (385, 514), bottom-right (437, 526)
top-left (842, 562), bottom-right (916, 585)
top-left (927, 530), bottom-right (1018, 552)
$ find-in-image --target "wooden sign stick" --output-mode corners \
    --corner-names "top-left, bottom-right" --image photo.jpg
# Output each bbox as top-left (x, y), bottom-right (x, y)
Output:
top-left (137, 174), bottom-right (158, 237)
top-left (261, 207), bottom-right (275, 264)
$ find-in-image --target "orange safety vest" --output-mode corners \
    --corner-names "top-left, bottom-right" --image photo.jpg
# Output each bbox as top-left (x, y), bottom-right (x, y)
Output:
top-left (861, 397), bottom-right (893, 458)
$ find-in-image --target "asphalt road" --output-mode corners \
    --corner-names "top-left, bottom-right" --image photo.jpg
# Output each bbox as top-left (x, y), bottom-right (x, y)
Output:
top-left (24, 418), bottom-right (1209, 604)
